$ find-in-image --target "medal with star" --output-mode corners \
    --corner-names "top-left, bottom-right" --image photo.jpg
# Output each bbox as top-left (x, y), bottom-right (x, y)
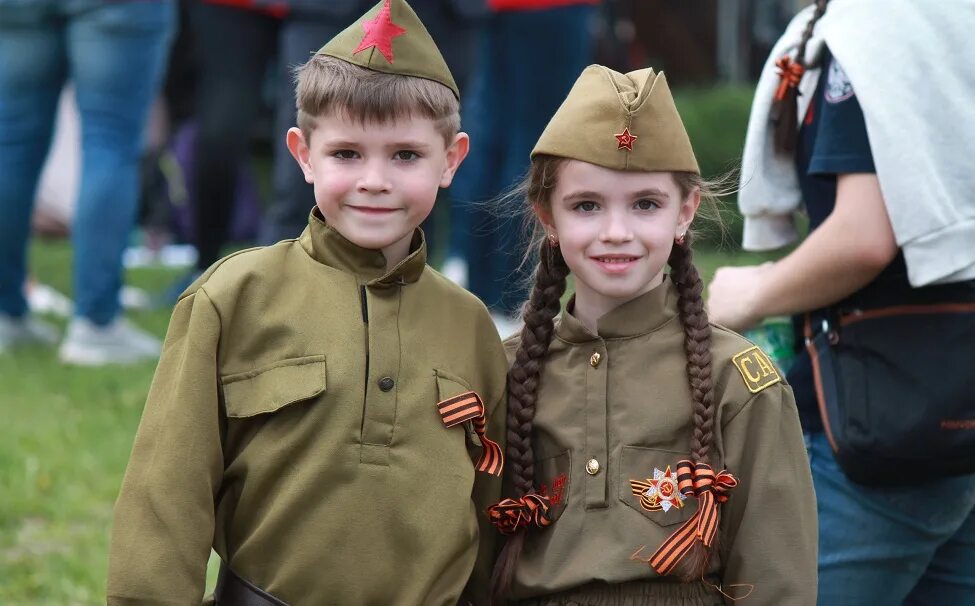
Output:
top-left (630, 466), bottom-right (686, 513)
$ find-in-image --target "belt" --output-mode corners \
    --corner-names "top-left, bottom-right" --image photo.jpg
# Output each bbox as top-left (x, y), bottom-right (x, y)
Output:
top-left (214, 562), bottom-right (290, 606)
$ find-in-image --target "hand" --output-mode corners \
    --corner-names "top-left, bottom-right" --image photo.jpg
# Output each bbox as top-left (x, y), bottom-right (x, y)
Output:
top-left (706, 263), bottom-right (771, 332)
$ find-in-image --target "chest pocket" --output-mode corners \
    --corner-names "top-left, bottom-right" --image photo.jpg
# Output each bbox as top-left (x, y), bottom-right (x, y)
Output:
top-left (619, 446), bottom-right (697, 528)
top-left (434, 369), bottom-right (482, 451)
top-left (221, 355), bottom-right (327, 418)
top-left (535, 450), bottom-right (571, 522)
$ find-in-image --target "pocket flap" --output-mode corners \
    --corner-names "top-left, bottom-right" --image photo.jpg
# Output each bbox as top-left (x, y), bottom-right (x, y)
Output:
top-left (619, 446), bottom-right (697, 527)
top-left (435, 369), bottom-right (482, 445)
top-left (434, 368), bottom-right (473, 401)
top-left (221, 355), bottom-right (326, 418)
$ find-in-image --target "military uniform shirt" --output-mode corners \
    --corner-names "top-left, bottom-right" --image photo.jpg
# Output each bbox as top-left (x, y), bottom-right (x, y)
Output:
top-left (504, 278), bottom-right (818, 605)
top-left (108, 209), bottom-right (508, 605)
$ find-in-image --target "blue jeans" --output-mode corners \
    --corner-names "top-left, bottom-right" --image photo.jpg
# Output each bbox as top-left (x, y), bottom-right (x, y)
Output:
top-left (448, 5), bottom-right (595, 316)
top-left (0, 0), bottom-right (174, 325)
top-left (806, 431), bottom-right (975, 605)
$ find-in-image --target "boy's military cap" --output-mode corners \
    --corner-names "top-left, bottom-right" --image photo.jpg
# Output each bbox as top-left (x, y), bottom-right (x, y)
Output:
top-left (317, 0), bottom-right (459, 98)
top-left (532, 65), bottom-right (700, 174)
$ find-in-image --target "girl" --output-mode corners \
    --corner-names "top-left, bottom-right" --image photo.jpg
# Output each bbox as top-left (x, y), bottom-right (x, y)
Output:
top-left (486, 65), bottom-right (817, 605)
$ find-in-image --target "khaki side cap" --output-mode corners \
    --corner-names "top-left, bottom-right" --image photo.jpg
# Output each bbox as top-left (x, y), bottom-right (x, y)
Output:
top-left (317, 0), bottom-right (459, 98)
top-left (532, 65), bottom-right (699, 174)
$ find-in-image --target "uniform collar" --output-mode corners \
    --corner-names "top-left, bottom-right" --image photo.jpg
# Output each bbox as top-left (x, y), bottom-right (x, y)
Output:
top-left (299, 208), bottom-right (427, 286)
top-left (556, 277), bottom-right (679, 342)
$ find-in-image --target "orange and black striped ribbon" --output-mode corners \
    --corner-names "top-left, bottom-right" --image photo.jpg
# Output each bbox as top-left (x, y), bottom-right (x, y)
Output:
top-left (649, 460), bottom-right (738, 576)
top-left (437, 391), bottom-right (503, 476)
top-left (486, 493), bottom-right (553, 535)
top-left (773, 55), bottom-right (804, 101)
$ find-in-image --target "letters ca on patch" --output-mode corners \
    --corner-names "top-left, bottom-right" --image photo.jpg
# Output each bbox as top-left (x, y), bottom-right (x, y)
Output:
top-left (825, 60), bottom-right (854, 103)
top-left (732, 346), bottom-right (781, 394)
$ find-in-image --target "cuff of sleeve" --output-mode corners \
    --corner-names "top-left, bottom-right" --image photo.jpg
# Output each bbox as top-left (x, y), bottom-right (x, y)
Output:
top-left (808, 154), bottom-right (876, 176)
top-left (742, 214), bottom-right (799, 251)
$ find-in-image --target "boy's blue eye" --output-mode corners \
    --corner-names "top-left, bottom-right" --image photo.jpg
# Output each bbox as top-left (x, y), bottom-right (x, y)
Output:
top-left (635, 199), bottom-right (660, 211)
top-left (575, 201), bottom-right (598, 212)
top-left (395, 150), bottom-right (419, 161)
top-left (332, 150), bottom-right (358, 160)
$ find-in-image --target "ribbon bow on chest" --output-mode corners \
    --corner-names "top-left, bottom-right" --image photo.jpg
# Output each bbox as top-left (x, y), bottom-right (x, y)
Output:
top-left (648, 460), bottom-right (738, 576)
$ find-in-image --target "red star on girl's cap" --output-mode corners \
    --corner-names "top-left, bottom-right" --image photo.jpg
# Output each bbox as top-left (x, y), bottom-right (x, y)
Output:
top-left (353, 0), bottom-right (407, 64)
top-left (615, 127), bottom-right (638, 151)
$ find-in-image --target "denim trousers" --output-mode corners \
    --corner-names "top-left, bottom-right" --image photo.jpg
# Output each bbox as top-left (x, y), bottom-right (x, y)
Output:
top-left (447, 5), bottom-right (595, 316)
top-left (0, 0), bottom-right (174, 324)
top-left (806, 431), bottom-right (975, 605)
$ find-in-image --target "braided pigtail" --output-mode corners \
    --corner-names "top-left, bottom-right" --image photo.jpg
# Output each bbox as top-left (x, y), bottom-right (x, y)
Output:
top-left (667, 233), bottom-right (719, 581)
top-left (489, 241), bottom-right (569, 601)
top-left (771, 0), bottom-right (828, 154)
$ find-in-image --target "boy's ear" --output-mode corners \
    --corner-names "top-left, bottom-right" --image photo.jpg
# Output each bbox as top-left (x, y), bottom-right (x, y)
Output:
top-left (440, 132), bottom-right (470, 188)
top-left (287, 127), bottom-right (314, 184)
top-left (677, 187), bottom-right (701, 236)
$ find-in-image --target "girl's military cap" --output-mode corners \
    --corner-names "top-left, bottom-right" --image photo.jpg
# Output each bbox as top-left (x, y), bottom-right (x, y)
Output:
top-left (316, 0), bottom-right (460, 99)
top-left (532, 65), bottom-right (700, 174)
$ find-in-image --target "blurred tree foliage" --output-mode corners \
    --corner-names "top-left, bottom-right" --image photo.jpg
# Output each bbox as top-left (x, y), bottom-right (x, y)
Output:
top-left (674, 85), bottom-right (755, 248)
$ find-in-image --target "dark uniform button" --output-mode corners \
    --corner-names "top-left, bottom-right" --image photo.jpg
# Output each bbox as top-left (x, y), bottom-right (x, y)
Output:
top-left (378, 376), bottom-right (395, 392)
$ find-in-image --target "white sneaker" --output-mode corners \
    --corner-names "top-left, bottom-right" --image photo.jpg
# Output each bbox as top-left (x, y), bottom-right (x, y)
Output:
top-left (0, 313), bottom-right (60, 353)
top-left (491, 312), bottom-right (523, 340)
top-left (59, 317), bottom-right (161, 366)
top-left (441, 257), bottom-right (469, 288)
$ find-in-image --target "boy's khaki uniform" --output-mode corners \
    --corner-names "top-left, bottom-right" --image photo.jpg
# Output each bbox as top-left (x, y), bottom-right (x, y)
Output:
top-left (504, 280), bottom-right (817, 605)
top-left (108, 211), bottom-right (507, 604)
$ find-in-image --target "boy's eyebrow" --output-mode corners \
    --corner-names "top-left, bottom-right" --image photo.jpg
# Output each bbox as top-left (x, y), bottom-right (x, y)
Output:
top-left (320, 139), bottom-right (362, 148)
top-left (387, 140), bottom-right (433, 150)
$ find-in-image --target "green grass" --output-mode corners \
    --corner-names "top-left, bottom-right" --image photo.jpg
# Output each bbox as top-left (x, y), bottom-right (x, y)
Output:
top-left (0, 240), bottom-right (224, 604)
top-left (0, 233), bottom-right (782, 603)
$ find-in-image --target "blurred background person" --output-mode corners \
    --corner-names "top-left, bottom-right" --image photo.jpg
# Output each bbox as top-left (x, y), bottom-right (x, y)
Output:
top-left (442, 0), bottom-right (600, 333)
top-left (0, 0), bottom-right (175, 364)
top-left (162, 0), bottom-right (287, 300)
top-left (708, 1), bottom-right (975, 603)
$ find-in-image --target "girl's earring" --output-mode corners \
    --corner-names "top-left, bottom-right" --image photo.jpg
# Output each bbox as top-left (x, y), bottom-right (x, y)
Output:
top-left (548, 234), bottom-right (559, 247)
top-left (675, 232), bottom-right (686, 246)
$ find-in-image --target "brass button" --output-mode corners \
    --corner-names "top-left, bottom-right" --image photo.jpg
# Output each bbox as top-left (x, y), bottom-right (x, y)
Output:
top-left (378, 377), bottom-right (395, 392)
top-left (590, 352), bottom-right (602, 368)
top-left (585, 458), bottom-right (600, 475)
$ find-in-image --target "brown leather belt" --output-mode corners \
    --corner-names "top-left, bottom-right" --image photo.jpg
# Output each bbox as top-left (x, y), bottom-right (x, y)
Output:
top-left (214, 562), bottom-right (290, 606)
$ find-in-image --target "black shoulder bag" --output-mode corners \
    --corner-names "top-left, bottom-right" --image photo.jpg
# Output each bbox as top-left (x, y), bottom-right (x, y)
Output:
top-left (804, 300), bottom-right (975, 486)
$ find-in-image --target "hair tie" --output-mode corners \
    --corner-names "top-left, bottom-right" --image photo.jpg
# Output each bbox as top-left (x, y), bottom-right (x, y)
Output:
top-left (773, 56), bottom-right (805, 102)
top-left (487, 493), bottom-right (553, 535)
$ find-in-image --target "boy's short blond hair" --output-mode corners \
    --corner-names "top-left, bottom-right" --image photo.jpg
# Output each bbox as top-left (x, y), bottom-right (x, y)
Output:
top-left (295, 54), bottom-right (460, 143)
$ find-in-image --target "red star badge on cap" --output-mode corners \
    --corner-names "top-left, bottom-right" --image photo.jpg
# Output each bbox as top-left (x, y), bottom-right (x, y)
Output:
top-left (353, 0), bottom-right (407, 64)
top-left (615, 127), bottom-right (638, 151)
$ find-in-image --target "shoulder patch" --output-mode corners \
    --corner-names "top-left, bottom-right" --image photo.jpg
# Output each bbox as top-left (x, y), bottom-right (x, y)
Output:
top-left (732, 346), bottom-right (782, 394)
top-left (825, 60), bottom-right (854, 103)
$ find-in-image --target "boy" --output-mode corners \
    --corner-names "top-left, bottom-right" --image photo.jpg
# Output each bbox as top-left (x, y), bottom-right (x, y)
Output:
top-left (107, 1), bottom-right (508, 603)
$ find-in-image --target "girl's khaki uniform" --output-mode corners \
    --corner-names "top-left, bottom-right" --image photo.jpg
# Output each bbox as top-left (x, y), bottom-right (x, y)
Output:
top-left (505, 279), bottom-right (817, 605)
